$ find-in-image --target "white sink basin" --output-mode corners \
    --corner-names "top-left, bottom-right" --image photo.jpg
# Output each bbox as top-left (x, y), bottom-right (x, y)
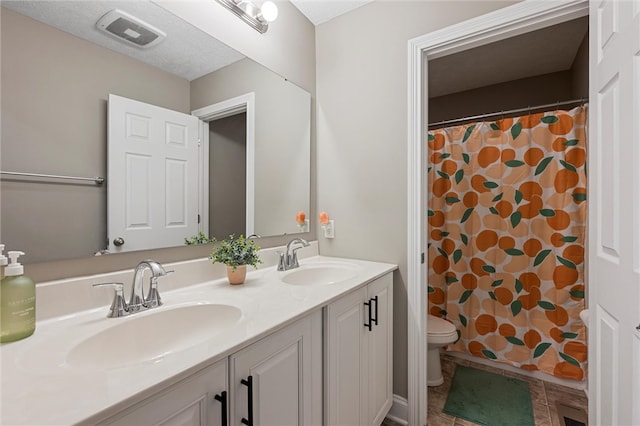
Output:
top-left (281, 263), bottom-right (359, 285)
top-left (66, 304), bottom-right (242, 369)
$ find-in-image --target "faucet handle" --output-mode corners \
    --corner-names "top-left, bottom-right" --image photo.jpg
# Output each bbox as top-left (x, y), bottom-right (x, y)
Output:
top-left (277, 251), bottom-right (286, 271)
top-left (145, 270), bottom-right (173, 308)
top-left (93, 282), bottom-right (129, 318)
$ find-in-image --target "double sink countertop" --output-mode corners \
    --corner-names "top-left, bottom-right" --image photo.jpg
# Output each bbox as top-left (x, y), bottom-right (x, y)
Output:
top-left (1, 243), bottom-right (397, 425)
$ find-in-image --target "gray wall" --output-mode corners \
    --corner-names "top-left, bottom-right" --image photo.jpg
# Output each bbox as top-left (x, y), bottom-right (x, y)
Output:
top-left (209, 114), bottom-right (247, 239)
top-left (192, 58), bottom-right (311, 237)
top-left (1, 8), bottom-right (190, 263)
top-left (315, 0), bottom-right (519, 400)
top-left (429, 71), bottom-right (574, 124)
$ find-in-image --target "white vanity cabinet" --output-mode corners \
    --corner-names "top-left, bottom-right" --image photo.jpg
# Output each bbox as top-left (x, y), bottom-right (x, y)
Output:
top-left (325, 273), bottom-right (393, 426)
top-left (229, 310), bottom-right (323, 426)
top-left (100, 358), bottom-right (228, 426)
top-left (98, 311), bottom-right (322, 426)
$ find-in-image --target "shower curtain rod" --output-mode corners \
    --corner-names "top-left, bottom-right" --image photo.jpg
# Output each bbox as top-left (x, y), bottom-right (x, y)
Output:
top-left (428, 97), bottom-right (588, 130)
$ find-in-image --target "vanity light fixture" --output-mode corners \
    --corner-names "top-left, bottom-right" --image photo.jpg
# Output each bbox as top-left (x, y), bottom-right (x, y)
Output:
top-left (215, 0), bottom-right (278, 34)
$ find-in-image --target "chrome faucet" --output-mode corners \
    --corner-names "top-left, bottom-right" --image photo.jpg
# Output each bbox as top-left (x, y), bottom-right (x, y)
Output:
top-left (278, 237), bottom-right (310, 271)
top-left (94, 259), bottom-right (172, 317)
top-left (129, 260), bottom-right (172, 312)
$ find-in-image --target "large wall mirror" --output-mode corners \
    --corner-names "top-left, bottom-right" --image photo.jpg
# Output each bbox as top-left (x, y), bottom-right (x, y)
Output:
top-left (0, 1), bottom-right (311, 263)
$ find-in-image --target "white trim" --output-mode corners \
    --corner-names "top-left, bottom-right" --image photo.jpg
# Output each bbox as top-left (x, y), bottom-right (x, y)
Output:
top-left (386, 394), bottom-right (409, 426)
top-left (192, 93), bottom-right (256, 236)
top-left (406, 1), bottom-right (588, 425)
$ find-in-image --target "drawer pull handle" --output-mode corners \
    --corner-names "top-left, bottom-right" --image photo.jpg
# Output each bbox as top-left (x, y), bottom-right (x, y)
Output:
top-left (241, 375), bottom-right (253, 425)
top-left (214, 391), bottom-right (227, 426)
top-left (364, 299), bottom-right (373, 331)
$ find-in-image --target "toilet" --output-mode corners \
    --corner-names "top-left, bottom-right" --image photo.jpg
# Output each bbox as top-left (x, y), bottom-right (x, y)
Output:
top-left (427, 315), bottom-right (458, 386)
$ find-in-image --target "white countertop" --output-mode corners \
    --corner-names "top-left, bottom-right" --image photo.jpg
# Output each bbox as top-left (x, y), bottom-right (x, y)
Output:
top-left (0, 252), bottom-right (396, 425)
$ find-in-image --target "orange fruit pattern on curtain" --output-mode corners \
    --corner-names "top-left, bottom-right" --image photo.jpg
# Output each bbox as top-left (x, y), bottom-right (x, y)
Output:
top-left (427, 105), bottom-right (587, 381)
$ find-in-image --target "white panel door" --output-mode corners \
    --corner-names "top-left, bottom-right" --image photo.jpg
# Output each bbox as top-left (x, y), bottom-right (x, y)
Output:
top-left (589, 1), bottom-right (640, 424)
top-left (108, 94), bottom-right (199, 253)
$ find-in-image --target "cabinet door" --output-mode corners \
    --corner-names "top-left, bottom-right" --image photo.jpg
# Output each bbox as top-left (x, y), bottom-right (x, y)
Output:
top-left (230, 311), bottom-right (321, 426)
top-left (101, 358), bottom-right (228, 426)
top-left (366, 274), bottom-right (393, 426)
top-left (325, 286), bottom-right (368, 426)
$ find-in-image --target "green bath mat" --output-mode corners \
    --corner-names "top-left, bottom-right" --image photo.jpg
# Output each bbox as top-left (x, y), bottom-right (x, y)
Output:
top-left (443, 365), bottom-right (534, 426)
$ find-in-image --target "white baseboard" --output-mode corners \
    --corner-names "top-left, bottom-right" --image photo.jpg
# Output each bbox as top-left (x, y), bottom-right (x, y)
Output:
top-left (386, 394), bottom-right (408, 425)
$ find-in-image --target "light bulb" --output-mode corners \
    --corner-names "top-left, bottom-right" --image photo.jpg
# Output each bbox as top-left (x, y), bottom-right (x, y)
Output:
top-left (260, 1), bottom-right (278, 22)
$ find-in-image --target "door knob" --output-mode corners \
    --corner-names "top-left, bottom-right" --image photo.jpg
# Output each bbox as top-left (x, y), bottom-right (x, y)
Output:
top-left (113, 237), bottom-right (125, 246)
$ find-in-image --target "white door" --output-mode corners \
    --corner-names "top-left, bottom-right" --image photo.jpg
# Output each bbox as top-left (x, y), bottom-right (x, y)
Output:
top-left (108, 94), bottom-right (200, 253)
top-left (589, 1), bottom-right (640, 424)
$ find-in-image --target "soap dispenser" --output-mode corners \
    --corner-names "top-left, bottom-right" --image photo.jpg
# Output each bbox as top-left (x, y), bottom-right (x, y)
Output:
top-left (0, 251), bottom-right (36, 343)
top-left (0, 244), bottom-right (7, 280)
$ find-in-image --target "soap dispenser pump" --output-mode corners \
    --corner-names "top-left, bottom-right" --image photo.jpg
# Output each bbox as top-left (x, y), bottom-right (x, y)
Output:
top-left (0, 245), bottom-right (8, 280)
top-left (1, 251), bottom-right (36, 343)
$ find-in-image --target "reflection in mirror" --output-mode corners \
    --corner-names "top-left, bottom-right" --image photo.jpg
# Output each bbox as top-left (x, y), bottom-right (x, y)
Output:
top-left (0, 1), bottom-right (311, 263)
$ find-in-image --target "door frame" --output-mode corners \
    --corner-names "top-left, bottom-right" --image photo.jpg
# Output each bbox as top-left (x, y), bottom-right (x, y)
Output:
top-left (406, 1), bottom-right (589, 424)
top-left (192, 92), bottom-right (256, 236)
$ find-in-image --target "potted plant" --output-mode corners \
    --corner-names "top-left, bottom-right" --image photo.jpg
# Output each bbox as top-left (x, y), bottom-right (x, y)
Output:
top-left (209, 234), bottom-right (262, 285)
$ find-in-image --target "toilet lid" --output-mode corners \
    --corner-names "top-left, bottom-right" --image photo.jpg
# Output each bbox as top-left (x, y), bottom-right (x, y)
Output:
top-left (428, 315), bottom-right (456, 335)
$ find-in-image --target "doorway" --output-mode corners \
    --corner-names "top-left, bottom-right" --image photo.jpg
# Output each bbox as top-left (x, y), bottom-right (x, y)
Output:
top-left (406, 1), bottom-right (589, 424)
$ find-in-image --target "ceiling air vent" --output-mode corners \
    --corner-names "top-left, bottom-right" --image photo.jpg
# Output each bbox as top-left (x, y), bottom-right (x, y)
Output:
top-left (96, 9), bottom-right (166, 49)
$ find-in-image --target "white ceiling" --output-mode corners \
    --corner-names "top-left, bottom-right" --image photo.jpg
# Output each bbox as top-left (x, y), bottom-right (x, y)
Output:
top-left (3, 1), bottom-right (589, 94)
top-left (289, 0), bottom-right (373, 25)
top-left (2, 0), bottom-right (245, 81)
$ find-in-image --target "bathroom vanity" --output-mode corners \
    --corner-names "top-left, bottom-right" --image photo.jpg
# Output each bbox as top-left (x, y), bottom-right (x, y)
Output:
top-left (0, 245), bottom-right (396, 425)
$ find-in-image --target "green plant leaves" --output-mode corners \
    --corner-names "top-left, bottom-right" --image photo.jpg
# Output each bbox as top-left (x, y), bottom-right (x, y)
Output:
top-left (492, 193), bottom-right (504, 202)
top-left (539, 209), bottom-right (555, 217)
top-left (483, 181), bottom-right (499, 189)
top-left (570, 289), bottom-right (584, 299)
top-left (445, 196), bottom-right (461, 204)
top-left (560, 160), bottom-right (577, 172)
top-left (515, 278), bottom-right (523, 293)
top-left (491, 279), bottom-right (504, 287)
top-left (455, 169), bottom-right (465, 184)
top-left (460, 234), bottom-right (469, 246)
top-left (437, 170), bottom-right (449, 179)
top-left (560, 236), bottom-right (578, 242)
top-left (445, 275), bottom-right (459, 284)
top-left (563, 139), bottom-right (579, 147)
top-left (541, 115), bottom-right (559, 124)
top-left (482, 265), bottom-right (496, 273)
top-left (561, 332), bottom-right (579, 339)
top-left (462, 153), bottom-right (470, 164)
top-left (573, 192), bottom-right (587, 202)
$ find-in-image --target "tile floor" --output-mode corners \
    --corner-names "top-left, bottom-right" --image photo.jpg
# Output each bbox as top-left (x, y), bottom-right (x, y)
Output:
top-left (383, 352), bottom-right (588, 426)
top-left (427, 353), bottom-right (588, 426)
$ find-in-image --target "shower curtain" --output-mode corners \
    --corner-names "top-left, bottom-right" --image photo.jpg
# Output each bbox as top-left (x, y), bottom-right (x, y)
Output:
top-left (427, 105), bottom-right (587, 381)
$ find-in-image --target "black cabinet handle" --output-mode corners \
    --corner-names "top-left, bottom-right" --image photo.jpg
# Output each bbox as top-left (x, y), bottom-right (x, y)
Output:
top-left (214, 391), bottom-right (227, 426)
top-left (241, 375), bottom-right (253, 425)
top-left (372, 295), bottom-right (379, 326)
top-left (364, 299), bottom-right (372, 331)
